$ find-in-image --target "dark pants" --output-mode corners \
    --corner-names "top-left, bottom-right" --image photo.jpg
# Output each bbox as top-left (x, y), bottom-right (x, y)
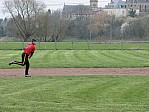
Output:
top-left (13, 53), bottom-right (30, 75)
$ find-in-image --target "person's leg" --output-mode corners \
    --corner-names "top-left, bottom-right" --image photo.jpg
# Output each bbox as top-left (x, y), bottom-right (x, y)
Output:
top-left (9, 53), bottom-right (27, 66)
top-left (25, 59), bottom-right (30, 76)
top-left (9, 53), bottom-right (31, 77)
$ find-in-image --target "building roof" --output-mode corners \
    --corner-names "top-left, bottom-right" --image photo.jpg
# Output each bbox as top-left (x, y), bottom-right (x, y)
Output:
top-left (105, 0), bottom-right (127, 8)
top-left (127, 0), bottom-right (149, 3)
top-left (90, 0), bottom-right (98, 2)
top-left (63, 5), bottom-right (90, 14)
top-left (111, 0), bottom-right (126, 8)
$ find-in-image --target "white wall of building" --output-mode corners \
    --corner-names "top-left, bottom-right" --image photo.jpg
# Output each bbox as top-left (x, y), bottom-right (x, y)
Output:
top-left (103, 8), bottom-right (128, 17)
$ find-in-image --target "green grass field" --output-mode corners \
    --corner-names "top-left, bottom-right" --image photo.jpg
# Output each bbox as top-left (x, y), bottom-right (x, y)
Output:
top-left (0, 76), bottom-right (149, 112)
top-left (0, 50), bottom-right (149, 68)
top-left (1, 49), bottom-right (149, 112)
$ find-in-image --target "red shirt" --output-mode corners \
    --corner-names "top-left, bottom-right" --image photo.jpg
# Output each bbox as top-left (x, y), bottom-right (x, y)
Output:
top-left (24, 43), bottom-right (35, 55)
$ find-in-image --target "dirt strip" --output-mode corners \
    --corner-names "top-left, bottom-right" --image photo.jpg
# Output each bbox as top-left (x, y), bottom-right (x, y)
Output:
top-left (0, 68), bottom-right (149, 77)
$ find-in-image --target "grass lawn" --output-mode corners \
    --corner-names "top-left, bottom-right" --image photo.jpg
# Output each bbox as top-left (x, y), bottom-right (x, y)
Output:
top-left (0, 50), bottom-right (149, 68)
top-left (0, 76), bottom-right (149, 112)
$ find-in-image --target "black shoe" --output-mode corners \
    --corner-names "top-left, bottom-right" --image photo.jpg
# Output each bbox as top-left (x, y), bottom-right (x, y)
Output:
top-left (9, 61), bottom-right (15, 65)
top-left (25, 75), bottom-right (31, 77)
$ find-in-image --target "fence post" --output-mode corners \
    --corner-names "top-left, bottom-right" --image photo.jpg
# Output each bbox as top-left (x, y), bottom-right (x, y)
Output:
top-left (22, 39), bottom-right (24, 50)
top-left (38, 41), bottom-right (40, 50)
top-left (105, 42), bottom-right (107, 50)
top-left (5, 42), bottom-right (7, 50)
top-left (55, 38), bottom-right (57, 50)
top-left (121, 39), bottom-right (124, 50)
top-left (71, 41), bottom-right (74, 50)
top-left (87, 39), bottom-right (90, 50)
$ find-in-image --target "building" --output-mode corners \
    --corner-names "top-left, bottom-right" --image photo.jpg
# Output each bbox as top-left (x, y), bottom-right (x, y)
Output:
top-left (62, 0), bottom-right (99, 20)
top-left (63, 0), bottom-right (128, 18)
top-left (103, 0), bottom-right (128, 17)
top-left (62, 0), bottom-right (149, 19)
top-left (90, 0), bottom-right (98, 11)
top-left (104, 0), bottom-right (149, 17)
top-left (126, 0), bottom-right (149, 13)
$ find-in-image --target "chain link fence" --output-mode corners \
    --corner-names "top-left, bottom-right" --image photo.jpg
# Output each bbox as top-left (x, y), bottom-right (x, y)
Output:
top-left (0, 41), bottom-right (149, 50)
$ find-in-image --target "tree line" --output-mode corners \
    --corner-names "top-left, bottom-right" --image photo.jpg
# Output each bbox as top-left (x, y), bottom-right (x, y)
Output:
top-left (0, 0), bottom-right (149, 42)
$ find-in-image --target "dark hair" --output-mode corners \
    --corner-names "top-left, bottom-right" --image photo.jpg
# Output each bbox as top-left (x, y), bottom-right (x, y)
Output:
top-left (32, 39), bottom-right (36, 43)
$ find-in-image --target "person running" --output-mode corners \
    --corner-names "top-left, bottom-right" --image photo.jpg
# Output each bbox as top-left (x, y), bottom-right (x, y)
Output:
top-left (9, 39), bottom-right (36, 77)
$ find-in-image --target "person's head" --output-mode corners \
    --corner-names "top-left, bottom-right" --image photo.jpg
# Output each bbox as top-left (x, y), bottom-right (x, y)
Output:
top-left (32, 38), bottom-right (36, 45)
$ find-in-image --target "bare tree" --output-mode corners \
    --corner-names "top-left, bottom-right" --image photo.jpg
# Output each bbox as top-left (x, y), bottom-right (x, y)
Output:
top-left (34, 9), bottom-right (68, 42)
top-left (3, 0), bottom-right (46, 41)
top-left (6, 18), bottom-right (17, 37)
top-left (141, 15), bottom-right (149, 39)
top-left (89, 11), bottom-right (110, 40)
top-left (35, 11), bottom-right (50, 42)
top-left (49, 10), bottom-right (68, 42)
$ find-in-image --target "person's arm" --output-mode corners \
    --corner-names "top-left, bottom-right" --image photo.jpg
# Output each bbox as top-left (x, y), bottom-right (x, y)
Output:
top-left (29, 52), bottom-right (34, 58)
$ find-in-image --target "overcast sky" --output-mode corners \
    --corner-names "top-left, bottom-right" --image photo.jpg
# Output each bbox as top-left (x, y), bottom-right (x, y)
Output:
top-left (0, 0), bottom-right (112, 19)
